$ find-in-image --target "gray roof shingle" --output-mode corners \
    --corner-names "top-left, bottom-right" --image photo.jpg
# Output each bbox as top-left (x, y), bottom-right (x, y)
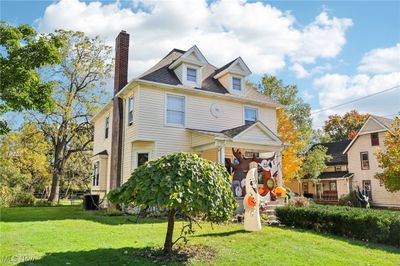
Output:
top-left (311, 139), bottom-right (351, 165)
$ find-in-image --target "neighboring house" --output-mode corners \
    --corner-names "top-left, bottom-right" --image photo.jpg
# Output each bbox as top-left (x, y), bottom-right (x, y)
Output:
top-left (90, 31), bottom-right (284, 201)
top-left (286, 140), bottom-right (353, 202)
top-left (343, 115), bottom-right (400, 208)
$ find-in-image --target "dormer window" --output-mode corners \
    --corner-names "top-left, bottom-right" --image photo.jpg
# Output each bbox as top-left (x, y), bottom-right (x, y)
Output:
top-left (187, 67), bottom-right (197, 83)
top-left (232, 77), bottom-right (242, 91)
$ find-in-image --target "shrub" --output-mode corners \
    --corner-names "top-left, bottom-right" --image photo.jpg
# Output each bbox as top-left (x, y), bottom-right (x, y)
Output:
top-left (275, 205), bottom-right (400, 247)
top-left (338, 191), bottom-right (359, 207)
top-left (34, 199), bottom-right (53, 207)
top-left (0, 186), bottom-right (35, 207)
top-left (288, 196), bottom-right (310, 207)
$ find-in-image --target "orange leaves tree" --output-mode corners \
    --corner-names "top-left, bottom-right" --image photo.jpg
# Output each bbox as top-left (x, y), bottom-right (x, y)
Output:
top-left (277, 109), bottom-right (304, 181)
top-left (324, 110), bottom-right (369, 141)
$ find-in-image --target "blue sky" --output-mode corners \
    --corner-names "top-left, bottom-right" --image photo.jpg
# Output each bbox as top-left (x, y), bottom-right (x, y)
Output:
top-left (1, 0), bottom-right (399, 127)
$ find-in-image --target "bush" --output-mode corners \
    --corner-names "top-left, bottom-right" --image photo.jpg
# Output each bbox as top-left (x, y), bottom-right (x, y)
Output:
top-left (288, 196), bottom-right (310, 207)
top-left (34, 199), bottom-right (53, 207)
top-left (0, 186), bottom-right (35, 207)
top-left (338, 191), bottom-right (359, 207)
top-left (275, 205), bottom-right (400, 247)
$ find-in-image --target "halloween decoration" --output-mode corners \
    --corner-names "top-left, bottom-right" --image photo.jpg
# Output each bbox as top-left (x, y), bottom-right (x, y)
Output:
top-left (230, 148), bottom-right (276, 197)
top-left (355, 186), bottom-right (370, 208)
top-left (244, 163), bottom-right (262, 231)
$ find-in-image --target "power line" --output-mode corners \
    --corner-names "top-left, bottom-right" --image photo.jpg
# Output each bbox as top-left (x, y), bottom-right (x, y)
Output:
top-left (311, 85), bottom-right (400, 115)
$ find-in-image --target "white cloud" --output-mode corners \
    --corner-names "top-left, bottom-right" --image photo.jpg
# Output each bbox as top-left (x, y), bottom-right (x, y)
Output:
top-left (358, 43), bottom-right (400, 74)
top-left (37, 0), bottom-right (352, 79)
top-left (312, 72), bottom-right (400, 128)
top-left (290, 63), bottom-right (310, 78)
top-left (290, 12), bottom-right (352, 64)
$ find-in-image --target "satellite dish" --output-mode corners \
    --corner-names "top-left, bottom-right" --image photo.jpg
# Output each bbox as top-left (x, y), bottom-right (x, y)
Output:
top-left (210, 103), bottom-right (223, 118)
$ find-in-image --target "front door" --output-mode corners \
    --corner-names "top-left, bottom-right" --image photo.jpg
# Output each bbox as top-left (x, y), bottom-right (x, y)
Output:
top-left (362, 180), bottom-right (372, 200)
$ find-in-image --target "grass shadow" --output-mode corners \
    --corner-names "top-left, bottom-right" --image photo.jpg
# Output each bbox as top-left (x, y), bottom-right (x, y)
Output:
top-left (17, 247), bottom-right (181, 266)
top-left (18, 245), bottom-right (216, 266)
top-left (273, 225), bottom-right (400, 254)
top-left (0, 206), bottom-right (166, 225)
top-left (194, 229), bottom-right (247, 238)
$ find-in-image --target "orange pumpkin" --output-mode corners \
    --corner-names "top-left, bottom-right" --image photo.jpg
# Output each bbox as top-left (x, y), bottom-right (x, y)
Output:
top-left (246, 195), bottom-right (257, 207)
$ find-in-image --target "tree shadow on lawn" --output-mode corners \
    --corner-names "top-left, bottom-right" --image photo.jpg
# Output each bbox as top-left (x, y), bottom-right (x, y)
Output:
top-left (18, 246), bottom-right (215, 266)
top-left (273, 225), bottom-right (400, 254)
top-left (0, 206), bottom-right (166, 226)
top-left (194, 229), bottom-right (247, 238)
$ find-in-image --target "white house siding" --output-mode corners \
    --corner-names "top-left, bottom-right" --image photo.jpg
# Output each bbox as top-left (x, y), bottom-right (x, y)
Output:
top-left (92, 105), bottom-right (113, 193)
top-left (347, 132), bottom-right (400, 207)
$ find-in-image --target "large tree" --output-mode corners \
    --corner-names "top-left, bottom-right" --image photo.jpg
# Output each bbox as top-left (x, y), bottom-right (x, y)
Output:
top-left (375, 116), bottom-right (400, 192)
top-left (323, 110), bottom-right (369, 141)
top-left (259, 75), bottom-right (312, 145)
top-left (32, 30), bottom-right (112, 202)
top-left (0, 22), bottom-right (61, 134)
top-left (108, 153), bottom-right (237, 254)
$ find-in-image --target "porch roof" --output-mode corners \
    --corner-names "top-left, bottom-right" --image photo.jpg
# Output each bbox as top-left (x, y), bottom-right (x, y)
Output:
top-left (187, 121), bottom-right (284, 152)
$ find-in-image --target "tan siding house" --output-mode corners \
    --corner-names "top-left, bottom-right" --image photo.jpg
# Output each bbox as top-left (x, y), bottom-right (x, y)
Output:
top-left (344, 116), bottom-right (400, 208)
top-left (90, 31), bottom-right (284, 203)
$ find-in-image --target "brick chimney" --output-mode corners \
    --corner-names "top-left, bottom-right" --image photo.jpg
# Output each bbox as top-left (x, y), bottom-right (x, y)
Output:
top-left (110, 30), bottom-right (130, 189)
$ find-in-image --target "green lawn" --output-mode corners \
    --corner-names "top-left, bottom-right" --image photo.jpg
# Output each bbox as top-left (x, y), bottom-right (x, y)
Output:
top-left (1, 206), bottom-right (399, 265)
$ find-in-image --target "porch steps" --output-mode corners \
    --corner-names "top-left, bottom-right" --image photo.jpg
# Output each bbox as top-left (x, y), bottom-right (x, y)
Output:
top-left (261, 200), bottom-right (285, 225)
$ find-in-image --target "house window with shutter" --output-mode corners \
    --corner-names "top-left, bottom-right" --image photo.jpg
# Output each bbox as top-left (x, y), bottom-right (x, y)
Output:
top-left (360, 152), bottom-right (370, 170)
top-left (371, 132), bottom-right (379, 146)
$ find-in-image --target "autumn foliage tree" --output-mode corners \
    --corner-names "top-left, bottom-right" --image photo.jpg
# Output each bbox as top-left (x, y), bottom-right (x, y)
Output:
top-left (277, 109), bottom-right (304, 181)
top-left (375, 116), bottom-right (400, 192)
top-left (324, 110), bottom-right (369, 141)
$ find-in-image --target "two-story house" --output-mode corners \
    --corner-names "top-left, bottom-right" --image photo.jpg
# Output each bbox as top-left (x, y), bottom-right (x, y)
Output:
top-left (286, 140), bottom-right (353, 202)
top-left (90, 31), bottom-right (284, 200)
top-left (344, 115), bottom-right (400, 208)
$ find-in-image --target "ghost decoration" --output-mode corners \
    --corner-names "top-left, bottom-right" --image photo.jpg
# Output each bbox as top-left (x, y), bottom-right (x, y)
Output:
top-left (243, 162), bottom-right (262, 231)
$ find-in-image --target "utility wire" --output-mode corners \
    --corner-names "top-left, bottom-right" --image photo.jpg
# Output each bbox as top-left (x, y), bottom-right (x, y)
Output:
top-left (311, 85), bottom-right (400, 115)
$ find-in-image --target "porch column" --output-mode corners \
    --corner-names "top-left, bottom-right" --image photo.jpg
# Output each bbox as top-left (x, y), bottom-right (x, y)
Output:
top-left (218, 146), bottom-right (225, 164)
top-left (276, 150), bottom-right (283, 187)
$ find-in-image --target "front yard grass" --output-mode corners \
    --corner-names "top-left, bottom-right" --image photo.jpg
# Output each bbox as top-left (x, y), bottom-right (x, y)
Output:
top-left (1, 206), bottom-right (399, 265)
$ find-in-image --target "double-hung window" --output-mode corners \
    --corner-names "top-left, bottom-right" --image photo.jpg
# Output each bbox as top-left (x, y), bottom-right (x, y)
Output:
top-left (127, 96), bottom-right (134, 126)
top-left (166, 94), bottom-right (185, 126)
top-left (360, 152), bottom-right (370, 170)
top-left (186, 67), bottom-right (197, 83)
top-left (104, 116), bottom-right (109, 139)
top-left (232, 77), bottom-right (242, 91)
top-left (244, 107), bottom-right (257, 125)
top-left (92, 161), bottom-right (99, 186)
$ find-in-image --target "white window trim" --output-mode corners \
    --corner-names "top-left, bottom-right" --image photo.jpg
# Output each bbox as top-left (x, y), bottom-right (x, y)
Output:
top-left (165, 93), bottom-right (187, 128)
top-left (136, 151), bottom-right (151, 168)
top-left (230, 74), bottom-right (245, 94)
top-left (243, 106), bottom-right (258, 125)
top-left (127, 95), bottom-right (134, 126)
top-left (183, 63), bottom-right (201, 88)
top-left (104, 115), bottom-right (110, 140)
top-left (92, 161), bottom-right (100, 187)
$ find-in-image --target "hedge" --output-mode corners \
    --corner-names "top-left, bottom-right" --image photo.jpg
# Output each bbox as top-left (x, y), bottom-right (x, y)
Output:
top-left (275, 205), bottom-right (400, 247)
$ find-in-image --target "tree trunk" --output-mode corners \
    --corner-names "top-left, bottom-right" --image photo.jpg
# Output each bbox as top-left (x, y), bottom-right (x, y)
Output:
top-left (163, 208), bottom-right (175, 253)
top-left (48, 171), bottom-right (61, 203)
top-left (49, 147), bottom-right (63, 203)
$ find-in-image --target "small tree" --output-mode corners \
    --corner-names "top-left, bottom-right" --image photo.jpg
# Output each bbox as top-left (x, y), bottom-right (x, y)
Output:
top-left (301, 145), bottom-right (332, 181)
top-left (108, 152), bottom-right (237, 253)
top-left (375, 116), bottom-right (400, 192)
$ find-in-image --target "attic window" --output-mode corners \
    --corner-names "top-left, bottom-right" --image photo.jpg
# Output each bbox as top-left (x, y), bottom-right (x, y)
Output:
top-left (232, 77), bottom-right (242, 91)
top-left (186, 67), bottom-right (197, 82)
top-left (371, 133), bottom-right (379, 146)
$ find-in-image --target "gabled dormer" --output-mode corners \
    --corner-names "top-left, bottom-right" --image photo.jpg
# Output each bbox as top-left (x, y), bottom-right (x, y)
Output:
top-left (168, 45), bottom-right (208, 88)
top-left (213, 57), bottom-right (252, 95)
